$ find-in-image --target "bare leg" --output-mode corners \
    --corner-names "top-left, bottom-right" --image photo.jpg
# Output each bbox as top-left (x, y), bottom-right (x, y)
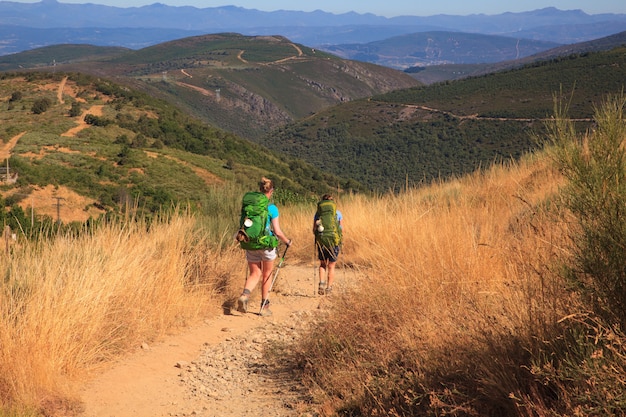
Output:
top-left (237, 261), bottom-right (260, 313)
top-left (318, 260), bottom-right (329, 283)
top-left (326, 261), bottom-right (337, 289)
top-left (243, 261), bottom-right (262, 293)
top-left (318, 259), bottom-right (329, 294)
top-left (260, 259), bottom-right (275, 300)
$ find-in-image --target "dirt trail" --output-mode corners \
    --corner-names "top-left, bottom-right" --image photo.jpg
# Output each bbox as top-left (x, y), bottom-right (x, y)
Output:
top-left (175, 81), bottom-right (214, 97)
top-left (0, 132), bottom-right (25, 161)
top-left (78, 263), bottom-right (347, 417)
top-left (237, 50), bottom-right (248, 64)
top-left (61, 105), bottom-right (104, 137)
top-left (58, 76), bottom-right (68, 104)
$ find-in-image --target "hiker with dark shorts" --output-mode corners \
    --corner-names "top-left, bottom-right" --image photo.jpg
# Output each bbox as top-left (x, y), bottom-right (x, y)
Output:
top-left (313, 194), bottom-right (343, 295)
top-left (236, 177), bottom-right (291, 316)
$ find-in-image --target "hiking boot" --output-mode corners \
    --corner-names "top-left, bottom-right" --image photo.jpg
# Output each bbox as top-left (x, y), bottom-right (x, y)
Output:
top-left (260, 299), bottom-right (272, 317)
top-left (237, 294), bottom-right (249, 313)
top-left (318, 282), bottom-right (326, 295)
top-left (259, 305), bottom-right (273, 317)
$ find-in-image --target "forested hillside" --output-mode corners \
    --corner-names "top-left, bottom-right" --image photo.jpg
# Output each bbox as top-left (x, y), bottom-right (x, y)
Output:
top-left (265, 47), bottom-right (626, 191)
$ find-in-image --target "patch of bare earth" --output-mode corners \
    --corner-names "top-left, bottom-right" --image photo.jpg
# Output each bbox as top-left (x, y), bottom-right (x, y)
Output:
top-left (21, 146), bottom-right (105, 162)
top-left (11, 185), bottom-right (105, 223)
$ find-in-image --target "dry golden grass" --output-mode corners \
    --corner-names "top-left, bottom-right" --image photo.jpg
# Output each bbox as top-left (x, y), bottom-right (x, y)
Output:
top-left (295, 153), bottom-right (588, 416)
top-left (0, 213), bottom-right (235, 413)
top-left (0, 148), bottom-right (619, 416)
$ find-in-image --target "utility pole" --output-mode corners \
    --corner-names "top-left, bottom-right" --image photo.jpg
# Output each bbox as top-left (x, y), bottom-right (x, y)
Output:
top-left (53, 197), bottom-right (64, 225)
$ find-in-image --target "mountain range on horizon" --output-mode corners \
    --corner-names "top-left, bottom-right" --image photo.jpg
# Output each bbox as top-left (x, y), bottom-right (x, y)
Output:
top-left (1, 1), bottom-right (626, 61)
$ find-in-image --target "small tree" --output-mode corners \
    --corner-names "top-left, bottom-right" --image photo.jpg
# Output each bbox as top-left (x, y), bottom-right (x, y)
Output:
top-left (131, 134), bottom-right (147, 148)
top-left (9, 91), bottom-right (22, 102)
top-left (114, 134), bottom-right (131, 145)
top-left (69, 101), bottom-right (82, 117)
top-left (84, 114), bottom-right (112, 126)
top-left (31, 98), bottom-right (52, 114)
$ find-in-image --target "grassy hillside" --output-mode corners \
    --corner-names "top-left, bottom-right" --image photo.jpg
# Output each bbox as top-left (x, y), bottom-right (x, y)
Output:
top-left (382, 47), bottom-right (626, 118)
top-left (0, 34), bottom-right (420, 141)
top-left (265, 47), bottom-right (626, 191)
top-left (0, 71), bottom-right (355, 228)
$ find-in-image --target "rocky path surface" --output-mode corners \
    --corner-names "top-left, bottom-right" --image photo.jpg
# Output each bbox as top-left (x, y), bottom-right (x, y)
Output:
top-left (78, 264), bottom-right (339, 417)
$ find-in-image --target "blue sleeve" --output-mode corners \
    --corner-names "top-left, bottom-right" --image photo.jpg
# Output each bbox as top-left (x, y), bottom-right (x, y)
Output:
top-left (268, 204), bottom-right (279, 219)
top-left (267, 204), bottom-right (279, 235)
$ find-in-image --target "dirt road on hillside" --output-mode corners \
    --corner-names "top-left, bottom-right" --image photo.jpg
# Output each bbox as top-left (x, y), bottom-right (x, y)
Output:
top-left (78, 263), bottom-right (352, 417)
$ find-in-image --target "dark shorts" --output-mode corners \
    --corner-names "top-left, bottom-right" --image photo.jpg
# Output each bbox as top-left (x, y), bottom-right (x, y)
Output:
top-left (317, 245), bottom-right (340, 262)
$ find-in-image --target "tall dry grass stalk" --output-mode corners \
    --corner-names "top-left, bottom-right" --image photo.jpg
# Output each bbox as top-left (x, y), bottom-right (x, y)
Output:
top-left (296, 154), bottom-right (583, 416)
top-left (0, 213), bottom-right (232, 413)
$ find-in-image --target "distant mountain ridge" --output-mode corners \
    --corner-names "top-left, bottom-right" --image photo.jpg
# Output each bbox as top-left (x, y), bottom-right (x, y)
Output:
top-left (325, 32), bottom-right (562, 69)
top-left (0, 2), bottom-right (625, 58)
top-left (0, 2), bottom-right (622, 33)
top-left (0, 25), bottom-right (201, 54)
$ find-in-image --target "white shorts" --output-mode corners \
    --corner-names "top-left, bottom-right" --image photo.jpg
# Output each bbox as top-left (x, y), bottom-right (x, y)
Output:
top-left (246, 248), bottom-right (277, 262)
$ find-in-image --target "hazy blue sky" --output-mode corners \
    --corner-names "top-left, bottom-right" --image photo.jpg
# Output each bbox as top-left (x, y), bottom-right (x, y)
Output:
top-left (6, 0), bottom-right (626, 17)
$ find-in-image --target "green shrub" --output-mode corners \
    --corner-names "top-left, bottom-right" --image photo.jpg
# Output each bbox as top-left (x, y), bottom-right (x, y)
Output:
top-left (548, 93), bottom-right (626, 327)
top-left (84, 114), bottom-right (113, 126)
top-left (69, 101), bottom-right (82, 117)
top-left (31, 98), bottom-right (52, 114)
top-left (9, 91), bottom-right (22, 102)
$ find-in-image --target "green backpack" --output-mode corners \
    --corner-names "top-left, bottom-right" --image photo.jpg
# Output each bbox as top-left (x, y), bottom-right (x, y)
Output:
top-left (314, 199), bottom-right (342, 248)
top-left (237, 191), bottom-right (279, 250)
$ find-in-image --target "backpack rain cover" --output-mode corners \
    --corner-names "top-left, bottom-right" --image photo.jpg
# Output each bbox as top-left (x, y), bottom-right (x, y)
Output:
top-left (315, 199), bottom-right (342, 249)
top-left (238, 191), bottom-right (278, 250)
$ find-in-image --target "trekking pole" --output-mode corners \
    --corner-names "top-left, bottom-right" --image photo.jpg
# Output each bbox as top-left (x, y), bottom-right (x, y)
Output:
top-left (313, 241), bottom-right (317, 296)
top-left (259, 244), bottom-right (289, 314)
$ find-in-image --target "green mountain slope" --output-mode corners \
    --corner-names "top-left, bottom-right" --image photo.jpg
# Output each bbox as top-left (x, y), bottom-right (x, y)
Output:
top-left (0, 71), bottom-right (358, 223)
top-left (1, 34), bottom-right (420, 141)
top-left (264, 47), bottom-right (626, 191)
